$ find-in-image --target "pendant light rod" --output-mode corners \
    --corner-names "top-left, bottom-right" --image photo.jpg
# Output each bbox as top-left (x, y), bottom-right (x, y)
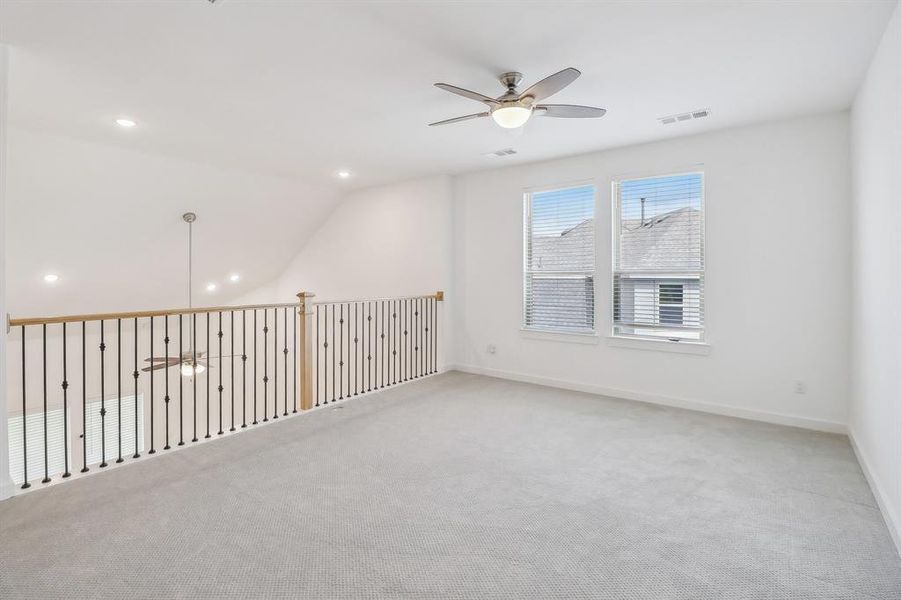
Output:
top-left (183, 212), bottom-right (196, 309)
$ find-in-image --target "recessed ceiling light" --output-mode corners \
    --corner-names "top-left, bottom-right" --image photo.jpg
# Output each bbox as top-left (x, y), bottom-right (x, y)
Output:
top-left (115, 118), bottom-right (137, 128)
top-left (206, 283), bottom-right (217, 292)
top-left (337, 170), bottom-right (351, 179)
top-left (229, 273), bottom-right (240, 283)
top-left (43, 273), bottom-right (59, 283)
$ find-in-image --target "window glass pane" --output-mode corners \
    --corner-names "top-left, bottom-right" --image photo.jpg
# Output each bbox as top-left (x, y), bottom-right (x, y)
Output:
top-left (613, 173), bottom-right (704, 341)
top-left (524, 185), bottom-right (595, 332)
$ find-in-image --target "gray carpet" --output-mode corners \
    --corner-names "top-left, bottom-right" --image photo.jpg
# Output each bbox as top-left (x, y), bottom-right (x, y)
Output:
top-left (1, 371), bottom-right (899, 599)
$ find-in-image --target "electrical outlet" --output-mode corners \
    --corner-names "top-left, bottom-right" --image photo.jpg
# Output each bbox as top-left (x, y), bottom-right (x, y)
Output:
top-left (793, 380), bottom-right (807, 395)
top-left (487, 344), bottom-right (497, 355)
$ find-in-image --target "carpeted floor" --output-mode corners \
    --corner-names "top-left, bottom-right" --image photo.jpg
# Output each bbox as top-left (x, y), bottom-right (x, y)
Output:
top-left (1, 371), bottom-right (899, 599)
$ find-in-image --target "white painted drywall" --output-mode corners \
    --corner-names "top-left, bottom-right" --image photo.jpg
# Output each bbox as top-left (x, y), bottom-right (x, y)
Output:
top-left (237, 175), bottom-right (455, 368)
top-left (4, 127), bottom-right (337, 318)
top-left (1, 44), bottom-right (14, 499)
top-left (849, 1), bottom-right (901, 553)
top-left (452, 113), bottom-right (852, 432)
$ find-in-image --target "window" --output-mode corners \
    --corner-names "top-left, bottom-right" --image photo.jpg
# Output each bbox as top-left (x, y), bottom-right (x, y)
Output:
top-left (613, 172), bottom-right (704, 341)
top-left (84, 395), bottom-right (144, 466)
top-left (523, 184), bottom-right (596, 333)
top-left (7, 409), bottom-right (69, 485)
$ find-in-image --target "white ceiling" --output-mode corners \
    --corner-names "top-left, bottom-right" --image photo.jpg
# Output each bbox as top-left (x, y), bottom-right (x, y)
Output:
top-left (2, 0), bottom-right (894, 186)
top-left (0, 0), bottom-right (895, 315)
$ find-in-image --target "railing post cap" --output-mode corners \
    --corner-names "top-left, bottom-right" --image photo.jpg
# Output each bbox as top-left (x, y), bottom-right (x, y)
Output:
top-left (436, 291), bottom-right (445, 301)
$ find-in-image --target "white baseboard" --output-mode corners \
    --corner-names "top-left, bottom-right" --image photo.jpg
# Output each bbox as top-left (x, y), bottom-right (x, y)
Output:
top-left (445, 363), bottom-right (847, 434)
top-left (849, 432), bottom-right (901, 557)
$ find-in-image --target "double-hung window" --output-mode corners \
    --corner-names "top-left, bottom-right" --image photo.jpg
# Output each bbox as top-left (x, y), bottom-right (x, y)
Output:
top-left (523, 184), bottom-right (596, 333)
top-left (612, 172), bottom-right (705, 341)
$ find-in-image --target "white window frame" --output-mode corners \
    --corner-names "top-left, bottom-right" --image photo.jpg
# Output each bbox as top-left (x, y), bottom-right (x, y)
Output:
top-left (522, 182), bottom-right (598, 337)
top-left (610, 170), bottom-right (707, 346)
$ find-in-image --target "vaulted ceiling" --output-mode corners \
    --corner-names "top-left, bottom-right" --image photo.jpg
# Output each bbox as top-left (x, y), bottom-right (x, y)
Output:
top-left (1, 0), bottom-right (894, 316)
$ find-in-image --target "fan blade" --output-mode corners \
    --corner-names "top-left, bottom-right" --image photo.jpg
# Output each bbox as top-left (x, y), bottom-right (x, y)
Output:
top-left (518, 68), bottom-right (581, 102)
top-left (428, 112), bottom-right (490, 127)
top-left (144, 357), bottom-right (181, 364)
top-left (535, 104), bottom-right (606, 118)
top-left (142, 362), bottom-right (176, 372)
top-left (434, 83), bottom-right (499, 106)
top-left (141, 359), bottom-right (215, 373)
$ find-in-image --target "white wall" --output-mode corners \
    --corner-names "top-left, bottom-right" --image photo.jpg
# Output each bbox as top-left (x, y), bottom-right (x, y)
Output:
top-left (239, 175), bottom-right (455, 367)
top-left (452, 113), bottom-right (851, 432)
top-left (849, 1), bottom-right (901, 552)
top-left (4, 127), bottom-right (337, 317)
top-left (0, 44), bottom-right (14, 499)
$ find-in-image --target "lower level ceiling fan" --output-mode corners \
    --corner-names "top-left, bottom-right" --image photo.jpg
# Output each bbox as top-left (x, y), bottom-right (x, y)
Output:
top-left (429, 67), bottom-right (606, 129)
top-left (142, 212), bottom-right (211, 377)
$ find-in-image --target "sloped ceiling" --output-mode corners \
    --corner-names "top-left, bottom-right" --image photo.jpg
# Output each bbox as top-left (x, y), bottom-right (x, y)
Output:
top-left (0, 0), bottom-right (895, 316)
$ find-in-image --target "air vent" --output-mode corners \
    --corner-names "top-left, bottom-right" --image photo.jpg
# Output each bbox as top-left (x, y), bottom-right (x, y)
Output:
top-left (484, 148), bottom-right (517, 158)
top-left (658, 108), bottom-right (710, 125)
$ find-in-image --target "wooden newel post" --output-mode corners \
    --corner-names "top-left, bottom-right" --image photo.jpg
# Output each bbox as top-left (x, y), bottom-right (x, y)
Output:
top-left (297, 291), bottom-right (315, 410)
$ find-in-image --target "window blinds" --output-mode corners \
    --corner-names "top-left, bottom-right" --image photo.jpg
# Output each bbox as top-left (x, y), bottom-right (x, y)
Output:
top-left (524, 185), bottom-right (596, 332)
top-left (84, 395), bottom-right (144, 466)
top-left (7, 409), bottom-right (68, 485)
top-left (613, 173), bottom-right (704, 341)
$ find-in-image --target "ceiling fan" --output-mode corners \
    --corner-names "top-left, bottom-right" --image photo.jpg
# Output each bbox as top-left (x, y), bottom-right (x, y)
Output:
top-left (142, 212), bottom-right (211, 377)
top-left (429, 67), bottom-right (606, 129)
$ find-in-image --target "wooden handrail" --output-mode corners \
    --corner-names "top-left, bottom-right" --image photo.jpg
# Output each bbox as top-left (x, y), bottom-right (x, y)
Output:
top-left (7, 301), bottom-right (301, 328)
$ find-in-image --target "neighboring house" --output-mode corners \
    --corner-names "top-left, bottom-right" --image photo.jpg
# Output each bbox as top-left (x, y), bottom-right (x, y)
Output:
top-left (528, 207), bottom-right (702, 334)
top-left (616, 206), bottom-right (703, 336)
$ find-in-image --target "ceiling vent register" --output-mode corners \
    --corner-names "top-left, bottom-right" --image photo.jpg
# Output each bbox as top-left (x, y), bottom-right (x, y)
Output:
top-left (658, 109), bottom-right (710, 125)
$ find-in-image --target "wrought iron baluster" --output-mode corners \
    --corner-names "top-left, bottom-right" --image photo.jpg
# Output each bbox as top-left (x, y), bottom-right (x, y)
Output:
top-left (381, 301), bottom-right (386, 388)
top-left (231, 311), bottom-right (237, 430)
top-left (133, 318), bottom-right (140, 458)
top-left (391, 302), bottom-right (397, 385)
top-left (243, 310), bottom-right (248, 425)
top-left (403, 300), bottom-right (409, 382)
top-left (434, 297), bottom-right (438, 372)
top-left (192, 314), bottom-right (198, 443)
top-left (316, 305), bottom-right (321, 407)
top-left (62, 323), bottom-right (71, 477)
top-left (353, 303), bottom-right (358, 396)
top-left (263, 309), bottom-right (269, 421)
top-left (283, 306), bottom-right (288, 416)
top-left (292, 306), bottom-right (297, 414)
top-left (415, 299), bottom-right (420, 379)
top-left (367, 301), bottom-right (372, 392)
top-left (164, 316), bottom-right (170, 450)
top-left (42, 324), bottom-right (50, 482)
top-left (253, 310), bottom-right (258, 424)
top-left (218, 311), bottom-right (224, 433)
top-left (100, 320), bottom-right (108, 466)
top-left (20, 327), bottom-right (29, 488)
top-left (149, 317), bottom-right (155, 455)
top-left (206, 313), bottom-right (211, 439)
top-left (331, 305), bottom-right (336, 403)
top-left (273, 308), bottom-right (279, 418)
top-left (117, 318), bottom-right (123, 463)
top-left (178, 314), bottom-right (184, 446)
top-left (338, 304), bottom-right (344, 401)
top-left (82, 322), bottom-right (90, 469)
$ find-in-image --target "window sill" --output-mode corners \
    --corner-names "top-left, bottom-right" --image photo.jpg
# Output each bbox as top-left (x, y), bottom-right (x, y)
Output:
top-left (606, 335), bottom-right (710, 355)
top-left (521, 328), bottom-right (600, 345)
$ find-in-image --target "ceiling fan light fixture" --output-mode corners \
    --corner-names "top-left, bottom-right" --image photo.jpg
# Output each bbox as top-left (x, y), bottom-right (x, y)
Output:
top-left (491, 104), bottom-right (532, 129)
top-left (181, 363), bottom-right (205, 378)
